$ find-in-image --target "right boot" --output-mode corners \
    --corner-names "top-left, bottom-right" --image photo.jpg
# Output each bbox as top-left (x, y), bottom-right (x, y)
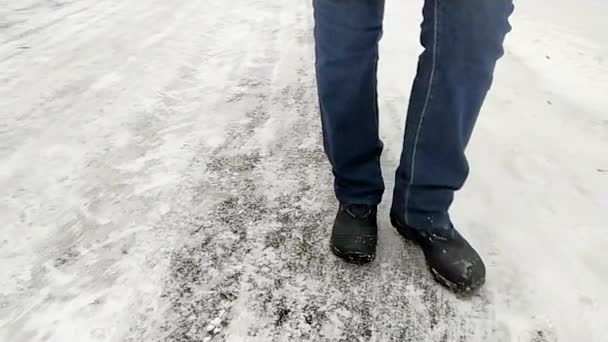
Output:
top-left (330, 204), bottom-right (378, 264)
top-left (390, 215), bottom-right (486, 293)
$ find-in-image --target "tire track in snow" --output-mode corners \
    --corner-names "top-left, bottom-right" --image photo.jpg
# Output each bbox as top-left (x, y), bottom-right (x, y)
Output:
top-left (137, 2), bottom-right (289, 341)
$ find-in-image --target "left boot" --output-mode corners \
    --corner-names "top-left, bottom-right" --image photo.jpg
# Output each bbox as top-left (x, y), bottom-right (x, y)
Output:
top-left (391, 215), bottom-right (486, 294)
top-left (330, 204), bottom-right (378, 264)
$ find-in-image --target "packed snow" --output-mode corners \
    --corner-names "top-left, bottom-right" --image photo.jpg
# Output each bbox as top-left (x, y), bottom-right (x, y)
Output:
top-left (1, 1), bottom-right (606, 341)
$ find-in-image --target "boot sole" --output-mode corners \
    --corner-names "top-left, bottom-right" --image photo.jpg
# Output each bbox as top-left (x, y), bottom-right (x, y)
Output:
top-left (390, 215), bottom-right (484, 294)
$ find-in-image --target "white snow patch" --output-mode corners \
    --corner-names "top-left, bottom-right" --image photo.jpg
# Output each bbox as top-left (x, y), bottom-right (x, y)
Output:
top-left (0, 0), bottom-right (606, 341)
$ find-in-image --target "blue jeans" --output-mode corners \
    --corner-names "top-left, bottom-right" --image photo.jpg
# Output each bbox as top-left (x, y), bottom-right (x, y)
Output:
top-left (314, 0), bottom-right (513, 231)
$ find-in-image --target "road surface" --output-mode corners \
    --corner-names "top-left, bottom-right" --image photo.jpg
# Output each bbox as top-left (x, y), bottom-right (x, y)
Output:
top-left (1, 1), bottom-right (607, 341)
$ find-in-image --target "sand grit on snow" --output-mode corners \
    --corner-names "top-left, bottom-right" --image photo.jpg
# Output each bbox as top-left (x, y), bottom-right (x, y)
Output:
top-left (0, 0), bottom-right (606, 341)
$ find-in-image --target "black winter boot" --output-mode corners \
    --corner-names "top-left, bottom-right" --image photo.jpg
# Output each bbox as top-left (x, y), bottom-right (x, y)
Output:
top-left (330, 204), bottom-right (378, 264)
top-left (391, 215), bottom-right (486, 293)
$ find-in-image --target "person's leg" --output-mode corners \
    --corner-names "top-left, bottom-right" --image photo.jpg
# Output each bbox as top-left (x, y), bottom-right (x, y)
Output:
top-left (314, 0), bottom-right (386, 263)
top-left (313, 0), bottom-right (386, 206)
top-left (391, 0), bottom-right (513, 292)
top-left (392, 0), bottom-right (514, 231)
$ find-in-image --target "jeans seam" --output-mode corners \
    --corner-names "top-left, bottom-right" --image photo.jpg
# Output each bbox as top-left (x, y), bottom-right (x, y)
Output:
top-left (404, 0), bottom-right (440, 225)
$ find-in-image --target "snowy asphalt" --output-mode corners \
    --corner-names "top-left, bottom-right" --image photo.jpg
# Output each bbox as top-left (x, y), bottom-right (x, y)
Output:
top-left (1, 1), bottom-right (607, 342)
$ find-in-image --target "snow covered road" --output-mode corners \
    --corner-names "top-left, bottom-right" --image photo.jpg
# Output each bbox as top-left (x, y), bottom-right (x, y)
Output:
top-left (1, 1), bottom-right (607, 341)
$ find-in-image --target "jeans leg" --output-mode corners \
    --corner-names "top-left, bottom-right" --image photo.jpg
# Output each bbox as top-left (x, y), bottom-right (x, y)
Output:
top-left (392, 0), bottom-right (514, 231)
top-left (313, 0), bottom-right (386, 206)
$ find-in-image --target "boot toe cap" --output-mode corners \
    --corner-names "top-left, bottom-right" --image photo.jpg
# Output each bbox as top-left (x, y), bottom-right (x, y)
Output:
top-left (330, 235), bottom-right (376, 263)
top-left (429, 250), bottom-right (486, 292)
